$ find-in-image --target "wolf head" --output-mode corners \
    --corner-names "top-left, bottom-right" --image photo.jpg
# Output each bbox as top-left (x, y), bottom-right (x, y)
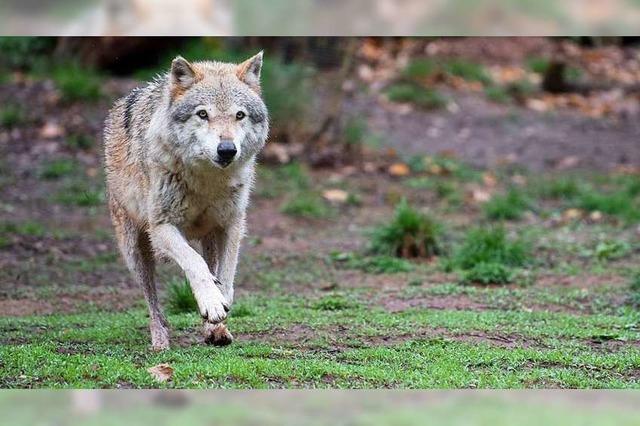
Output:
top-left (156, 52), bottom-right (269, 170)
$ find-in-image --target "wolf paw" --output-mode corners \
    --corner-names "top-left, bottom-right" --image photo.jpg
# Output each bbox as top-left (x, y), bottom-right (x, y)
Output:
top-left (203, 322), bottom-right (234, 346)
top-left (195, 277), bottom-right (230, 323)
top-left (150, 320), bottom-right (170, 351)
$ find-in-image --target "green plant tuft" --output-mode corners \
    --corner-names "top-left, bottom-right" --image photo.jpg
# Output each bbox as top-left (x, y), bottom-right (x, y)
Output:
top-left (483, 188), bottom-right (531, 221)
top-left (312, 294), bottom-right (356, 311)
top-left (629, 272), bottom-right (640, 307)
top-left (39, 159), bottom-right (77, 180)
top-left (577, 190), bottom-right (640, 223)
top-left (386, 83), bottom-right (448, 109)
top-left (230, 303), bottom-right (253, 318)
top-left (451, 226), bottom-right (530, 270)
top-left (442, 60), bottom-right (492, 85)
top-left (281, 191), bottom-right (331, 218)
top-left (52, 63), bottom-right (103, 102)
top-left (167, 278), bottom-right (198, 314)
top-left (461, 262), bottom-right (514, 285)
top-left (66, 133), bottom-right (94, 150)
top-left (403, 58), bottom-right (438, 79)
top-left (371, 198), bottom-right (442, 258)
top-left (530, 176), bottom-right (583, 200)
top-left (0, 104), bottom-right (26, 129)
top-left (484, 86), bottom-right (511, 104)
top-left (0, 221), bottom-right (47, 238)
top-left (55, 182), bottom-right (104, 207)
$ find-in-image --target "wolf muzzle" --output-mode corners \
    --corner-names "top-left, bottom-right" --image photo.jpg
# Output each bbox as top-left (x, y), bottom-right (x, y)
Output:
top-left (217, 140), bottom-right (237, 166)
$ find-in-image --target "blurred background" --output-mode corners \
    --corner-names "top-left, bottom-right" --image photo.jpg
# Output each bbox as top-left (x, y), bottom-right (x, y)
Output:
top-left (1, 37), bottom-right (640, 389)
top-left (1, 0), bottom-right (640, 35)
top-left (3, 389), bottom-right (640, 424)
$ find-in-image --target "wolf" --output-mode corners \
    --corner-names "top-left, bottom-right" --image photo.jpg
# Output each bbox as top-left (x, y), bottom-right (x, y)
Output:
top-left (104, 52), bottom-right (268, 350)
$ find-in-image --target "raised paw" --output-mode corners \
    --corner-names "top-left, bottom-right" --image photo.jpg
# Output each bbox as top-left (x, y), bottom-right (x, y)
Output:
top-left (203, 322), bottom-right (234, 346)
top-left (195, 277), bottom-right (229, 323)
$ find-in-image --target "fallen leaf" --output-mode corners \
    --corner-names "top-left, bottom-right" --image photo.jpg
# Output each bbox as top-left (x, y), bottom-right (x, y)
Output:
top-left (482, 173), bottom-right (498, 187)
top-left (323, 189), bottom-right (349, 204)
top-left (526, 98), bottom-right (549, 112)
top-left (469, 188), bottom-right (492, 203)
top-left (589, 211), bottom-right (603, 222)
top-left (563, 208), bottom-right (583, 221)
top-left (388, 163), bottom-right (410, 177)
top-left (40, 122), bottom-right (64, 139)
top-left (556, 156), bottom-right (580, 170)
top-left (148, 363), bottom-right (173, 382)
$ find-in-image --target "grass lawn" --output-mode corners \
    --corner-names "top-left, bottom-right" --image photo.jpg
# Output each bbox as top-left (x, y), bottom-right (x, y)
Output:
top-left (2, 287), bottom-right (639, 388)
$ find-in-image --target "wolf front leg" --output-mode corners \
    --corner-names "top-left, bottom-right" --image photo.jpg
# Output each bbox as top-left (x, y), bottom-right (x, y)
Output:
top-left (110, 199), bottom-right (169, 350)
top-left (214, 217), bottom-right (246, 304)
top-left (150, 223), bottom-right (229, 324)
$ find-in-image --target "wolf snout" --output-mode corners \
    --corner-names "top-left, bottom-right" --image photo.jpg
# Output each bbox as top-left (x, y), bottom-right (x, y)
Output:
top-left (217, 140), bottom-right (237, 164)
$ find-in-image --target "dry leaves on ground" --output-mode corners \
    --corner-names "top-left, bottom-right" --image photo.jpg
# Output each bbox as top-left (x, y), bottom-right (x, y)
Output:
top-left (147, 363), bottom-right (174, 383)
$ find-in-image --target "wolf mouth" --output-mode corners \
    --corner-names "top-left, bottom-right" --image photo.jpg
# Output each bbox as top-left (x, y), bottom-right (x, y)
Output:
top-left (215, 159), bottom-right (233, 168)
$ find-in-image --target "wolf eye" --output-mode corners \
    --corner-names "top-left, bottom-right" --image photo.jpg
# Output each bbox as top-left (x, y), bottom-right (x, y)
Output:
top-left (236, 111), bottom-right (246, 120)
top-left (196, 110), bottom-right (208, 120)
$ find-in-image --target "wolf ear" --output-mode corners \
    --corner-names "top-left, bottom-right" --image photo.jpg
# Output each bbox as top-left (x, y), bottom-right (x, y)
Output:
top-left (236, 51), bottom-right (263, 92)
top-left (170, 56), bottom-right (197, 90)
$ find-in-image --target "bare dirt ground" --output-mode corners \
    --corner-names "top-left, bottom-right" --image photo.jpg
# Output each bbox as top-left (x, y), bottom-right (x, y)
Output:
top-left (359, 92), bottom-right (640, 171)
top-left (0, 72), bottom-right (638, 314)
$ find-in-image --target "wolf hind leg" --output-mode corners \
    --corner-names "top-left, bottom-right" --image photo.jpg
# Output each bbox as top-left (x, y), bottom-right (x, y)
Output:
top-left (110, 199), bottom-right (170, 350)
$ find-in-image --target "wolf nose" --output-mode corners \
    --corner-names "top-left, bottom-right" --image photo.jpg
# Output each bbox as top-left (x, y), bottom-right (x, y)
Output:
top-left (217, 141), bottom-right (237, 161)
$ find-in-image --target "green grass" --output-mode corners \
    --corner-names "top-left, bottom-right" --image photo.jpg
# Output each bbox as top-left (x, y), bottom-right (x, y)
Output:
top-left (529, 175), bottom-right (584, 200)
top-left (485, 76), bottom-right (537, 105)
top-left (629, 272), bottom-right (640, 307)
top-left (484, 85), bottom-right (511, 104)
top-left (442, 60), bottom-right (492, 85)
top-left (0, 103), bottom-right (26, 129)
top-left (54, 182), bottom-right (104, 207)
top-left (65, 133), bottom-right (94, 150)
top-left (1, 293), bottom-right (639, 388)
top-left (331, 252), bottom-right (414, 274)
top-left (312, 294), bottom-right (359, 311)
top-left (401, 58), bottom-right (491, 85)
top-left (39, 159), bottom-right (77, 180)
top-left (343, 117), bottom-right (368, 146)
top-left (52, 63), bottom-right (103, 102)
top-left (370, 199), bottom-right (442, 258)
top-left (0, 220), bottom-right (47, 238)
top-left (0, 37), bottom-right (55, 70)
top-left (590, 239), bottom-right (631, 263)
top-left (461, 262), bottom-right (514, 285)
top-left (406, 154), bottom-right (481, 181)
top-left (576, 189), bottom-right (640, 223)
top-left (257, 162), bottom-right (311, 198)
top-left (281, 191), bottom-right (331, 218)
top-left (483, 188), bottom-right (531, 221)
top-left (167, 278), bottom-right (198, 315)
top-left (405, 177), bottom-right (462, 205)
top-left (386, 83), bottom-right (448, 109)
top-left (402, 58), bottom-right (438, 79)
top-left (450, 226), bottom-right (531, 271)
top-left (527, 56), bottom-right (551, 74)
